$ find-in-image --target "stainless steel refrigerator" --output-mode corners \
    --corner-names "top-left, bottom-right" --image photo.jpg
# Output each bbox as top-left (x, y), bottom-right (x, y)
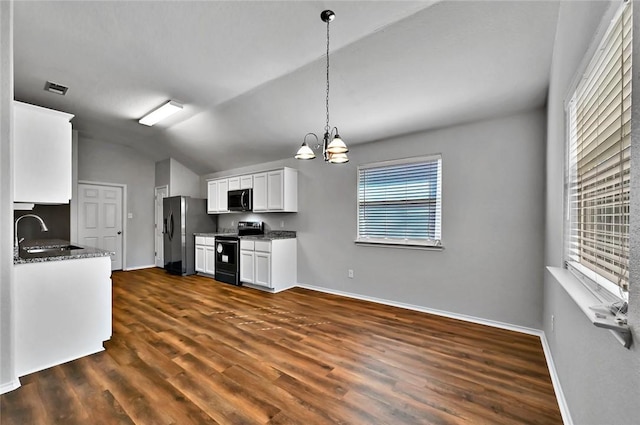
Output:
top-left (163, 196), bottom-right (217, 276)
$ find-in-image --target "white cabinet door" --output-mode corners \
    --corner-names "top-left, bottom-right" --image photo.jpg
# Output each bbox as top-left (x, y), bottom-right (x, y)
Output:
top-left (253, 173), bottom-right (267, 212)
top-left (240, 250), bottom-right (255, 284)
top-left (217, 179), bottom-right (229, 212)
top-left (207, 181), bottom-right (218, 213)
top-left (255, 252), bottom-right (271, 288)
top-left (207, 179), bottom-right (229, 213)
top-left (267, 170), bottom-right (284, 210)
top-left (228, 177), bottom-right (240, 191)
top-left (204, 246), bottom-right (216, 275)
top-left (195, 245), bottom-right (205, 272)
top-left (13, 101), bottom-right (74, 203)
top-left (240, 175), bottom-right (253, 189)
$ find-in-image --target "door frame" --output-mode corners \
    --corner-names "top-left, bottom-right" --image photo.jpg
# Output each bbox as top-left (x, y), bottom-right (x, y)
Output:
top-left (154, 185), bottom-right (169, 267)
top-left (73, 180), bottom-right (127, 270)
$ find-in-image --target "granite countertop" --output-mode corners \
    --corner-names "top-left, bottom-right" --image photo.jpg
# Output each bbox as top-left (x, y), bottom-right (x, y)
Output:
top-left (194, 231), bottom-right (297, 240)
top-left (14, 239), bottom-right (114, 264)
top-left (240, 231), bottom-right (297, 240)
top-left (194, 232), bottom-right (238, 237)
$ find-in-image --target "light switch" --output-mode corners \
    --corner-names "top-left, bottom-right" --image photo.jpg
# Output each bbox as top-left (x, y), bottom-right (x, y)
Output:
top-left (127, 213), bottom-right (133, 219)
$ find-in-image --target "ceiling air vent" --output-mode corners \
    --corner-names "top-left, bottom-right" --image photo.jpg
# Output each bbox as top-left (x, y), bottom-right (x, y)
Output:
top-left (44, 81), bottom-right (69, 96)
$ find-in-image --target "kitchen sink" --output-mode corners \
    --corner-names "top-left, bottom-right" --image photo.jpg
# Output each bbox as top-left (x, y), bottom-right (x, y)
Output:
top-left (23, 245), bottom-right (83, 254)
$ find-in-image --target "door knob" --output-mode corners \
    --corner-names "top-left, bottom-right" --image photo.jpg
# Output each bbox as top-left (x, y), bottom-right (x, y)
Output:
top-left (117, 231), bottom-right (122, 235)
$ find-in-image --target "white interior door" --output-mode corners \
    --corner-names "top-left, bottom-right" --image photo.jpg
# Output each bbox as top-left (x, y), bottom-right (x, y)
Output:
top-left (78, 183), bottom-right (123, 271)
top-left (154, 186), bottom-right (169, 267)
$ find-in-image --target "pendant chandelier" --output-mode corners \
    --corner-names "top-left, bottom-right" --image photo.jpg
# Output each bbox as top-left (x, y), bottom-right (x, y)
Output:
top-left (295, 10), bottom-right (349, 164)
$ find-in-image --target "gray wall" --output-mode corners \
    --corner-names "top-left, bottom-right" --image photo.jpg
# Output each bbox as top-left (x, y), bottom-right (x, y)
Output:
top-left (543, 1), bottom-right (640, 424)
top-left (0, 0), bottom-right (16, 392)
top-left (203, 108), bottom-right (546, 329)
top-left (78, 138), bottom-right (155, 269)
top-left (155, 158), bottom-right (170, 189)
top-left (169, 158), bottom-right (200, 198)
top-left (155, 158), bottom-right (200, 198)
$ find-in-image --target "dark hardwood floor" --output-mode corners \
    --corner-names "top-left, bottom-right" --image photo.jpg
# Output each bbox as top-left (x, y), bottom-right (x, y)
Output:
top-left (1, 268), bottom-right (562, 424)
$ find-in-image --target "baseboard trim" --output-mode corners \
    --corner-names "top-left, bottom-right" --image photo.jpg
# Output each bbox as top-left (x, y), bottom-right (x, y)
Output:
top-left (295, 282), bottom-right (572, 424)
top-left (296, 283), bottom-right (541, 336)
top-left (539, 333), bottom-right (573, 425)
top-left (0, 379), bottom-right (21, 395)
top-left (123, 264), bottom-right (156, 271)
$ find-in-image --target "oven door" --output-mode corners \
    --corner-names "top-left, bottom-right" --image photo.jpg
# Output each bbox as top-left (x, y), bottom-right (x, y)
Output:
top-left (214, 239), bottom-right (240, 285)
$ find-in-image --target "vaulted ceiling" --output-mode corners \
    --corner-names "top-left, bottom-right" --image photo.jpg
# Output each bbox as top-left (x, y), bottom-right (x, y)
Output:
top-left (13, 1), bottom-right (560, 174)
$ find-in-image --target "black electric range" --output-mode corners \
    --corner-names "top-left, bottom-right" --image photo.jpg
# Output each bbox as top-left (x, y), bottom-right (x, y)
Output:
top-left (214, 221), bottom-right (264, 285)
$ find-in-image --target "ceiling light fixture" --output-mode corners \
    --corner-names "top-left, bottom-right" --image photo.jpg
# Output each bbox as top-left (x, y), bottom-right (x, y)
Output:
top-left (295, 9), bottom-right (349, 164)
top-left (138, 100), bottom-right (183, 126)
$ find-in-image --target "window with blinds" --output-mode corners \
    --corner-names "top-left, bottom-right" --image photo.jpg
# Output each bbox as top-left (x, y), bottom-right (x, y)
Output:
top-left (566, 1), bottom-right (631, 297)
top-left (357, 155), bottom-right (442, 247)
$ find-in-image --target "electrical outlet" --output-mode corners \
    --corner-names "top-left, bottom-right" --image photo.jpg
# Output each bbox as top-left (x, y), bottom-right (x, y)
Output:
top-left (231, 221), bottom-right (235, 226)
top-left (551, 315), bottom-right (555, 332)
top-left (348, 269), bottom-right (354, 279)
top-left (281, 220), bottom-right (285, 228)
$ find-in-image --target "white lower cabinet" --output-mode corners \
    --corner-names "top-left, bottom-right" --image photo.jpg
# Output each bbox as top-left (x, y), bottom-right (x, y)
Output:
top-left (254, 250), bottom-right (271, 287)
top-left (240, 238), bottom-right (296, 292)
top-left (195, 236), bottom-right (216, 275)
top-left (205, 245), bottom-right (216, 275)
top-left (14, 256), bottom-right (112, 377)
top-left (240, 246), bottom-right (255, 284)
top-left (195, 245), bottom-right (205, 272)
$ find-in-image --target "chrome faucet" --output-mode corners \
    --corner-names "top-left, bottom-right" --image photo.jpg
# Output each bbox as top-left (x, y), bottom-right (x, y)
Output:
top-left (14, 214), bottom-right (48, 248)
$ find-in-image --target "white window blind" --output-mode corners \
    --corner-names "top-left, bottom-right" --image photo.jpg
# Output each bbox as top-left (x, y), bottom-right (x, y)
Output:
top-left (566, 1), bottom-right (631, 295)
top-left (357, 155), bottom-right (442, 247)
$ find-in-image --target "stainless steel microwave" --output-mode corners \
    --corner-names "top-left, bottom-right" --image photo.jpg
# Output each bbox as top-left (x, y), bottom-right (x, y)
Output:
top-left (228, 189), bottom-right (252, 211)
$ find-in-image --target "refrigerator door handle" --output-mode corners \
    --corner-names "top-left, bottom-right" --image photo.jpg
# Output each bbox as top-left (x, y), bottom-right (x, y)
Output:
top-left (169, 212), bottom-right (174, 240)
top-left (163, 217), bottom-right (168, 234)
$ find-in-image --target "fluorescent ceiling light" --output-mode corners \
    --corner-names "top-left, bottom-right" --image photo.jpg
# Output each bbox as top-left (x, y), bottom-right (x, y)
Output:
top-left (138, 100), bottom-right (183, 126)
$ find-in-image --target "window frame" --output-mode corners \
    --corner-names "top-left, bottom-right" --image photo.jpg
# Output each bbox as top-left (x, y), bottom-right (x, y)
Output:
top-left (355, 154), bottom-right (443, 249)
top-left (563, 0), bottom-right (631, 303)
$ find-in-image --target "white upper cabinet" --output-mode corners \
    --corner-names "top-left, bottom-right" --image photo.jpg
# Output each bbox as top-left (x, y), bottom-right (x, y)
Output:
top-left (207, 168), bottom-right (297, 214)
top-left (207, 179), bottom-right (229, 213)
top-left (13, 101), bottom-right (74, 203)
top-left (207, 180), bottom-right (218, 213)
top-left (252, 173), bottom-right (268, 212)
top-left (240, 175), bottom-right (253, 189)
top-left (228, 177), bottom-right (240, 191)
top-left (253, 167), bottom-right (297, 213)
top-left (217, 179), bottom-right (228, 212)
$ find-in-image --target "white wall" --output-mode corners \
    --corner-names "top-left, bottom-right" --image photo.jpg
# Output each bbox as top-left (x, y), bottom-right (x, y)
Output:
top-left (543, 1), bottom-right (640, 424)
top-left (203, 108), bottom-right (546, 329)
top-left (0, 0), bottom-right (18, 393)
top-left (77, 138), bottom-right (155, 269)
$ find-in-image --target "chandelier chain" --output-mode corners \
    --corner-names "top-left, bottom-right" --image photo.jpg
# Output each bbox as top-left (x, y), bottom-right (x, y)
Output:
top-left (325, 18), bottom-right (330, 133)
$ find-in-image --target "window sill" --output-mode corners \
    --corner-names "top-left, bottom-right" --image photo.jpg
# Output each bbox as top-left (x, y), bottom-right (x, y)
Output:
top-left (354, 240), bottom-right (444, 251)
top-left (547, 266), bottom-right (631, 348)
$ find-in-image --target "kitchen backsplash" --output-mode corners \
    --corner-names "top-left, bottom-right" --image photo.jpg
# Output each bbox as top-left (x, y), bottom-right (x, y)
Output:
top-left (14, 204), bottom-right (71, 242)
